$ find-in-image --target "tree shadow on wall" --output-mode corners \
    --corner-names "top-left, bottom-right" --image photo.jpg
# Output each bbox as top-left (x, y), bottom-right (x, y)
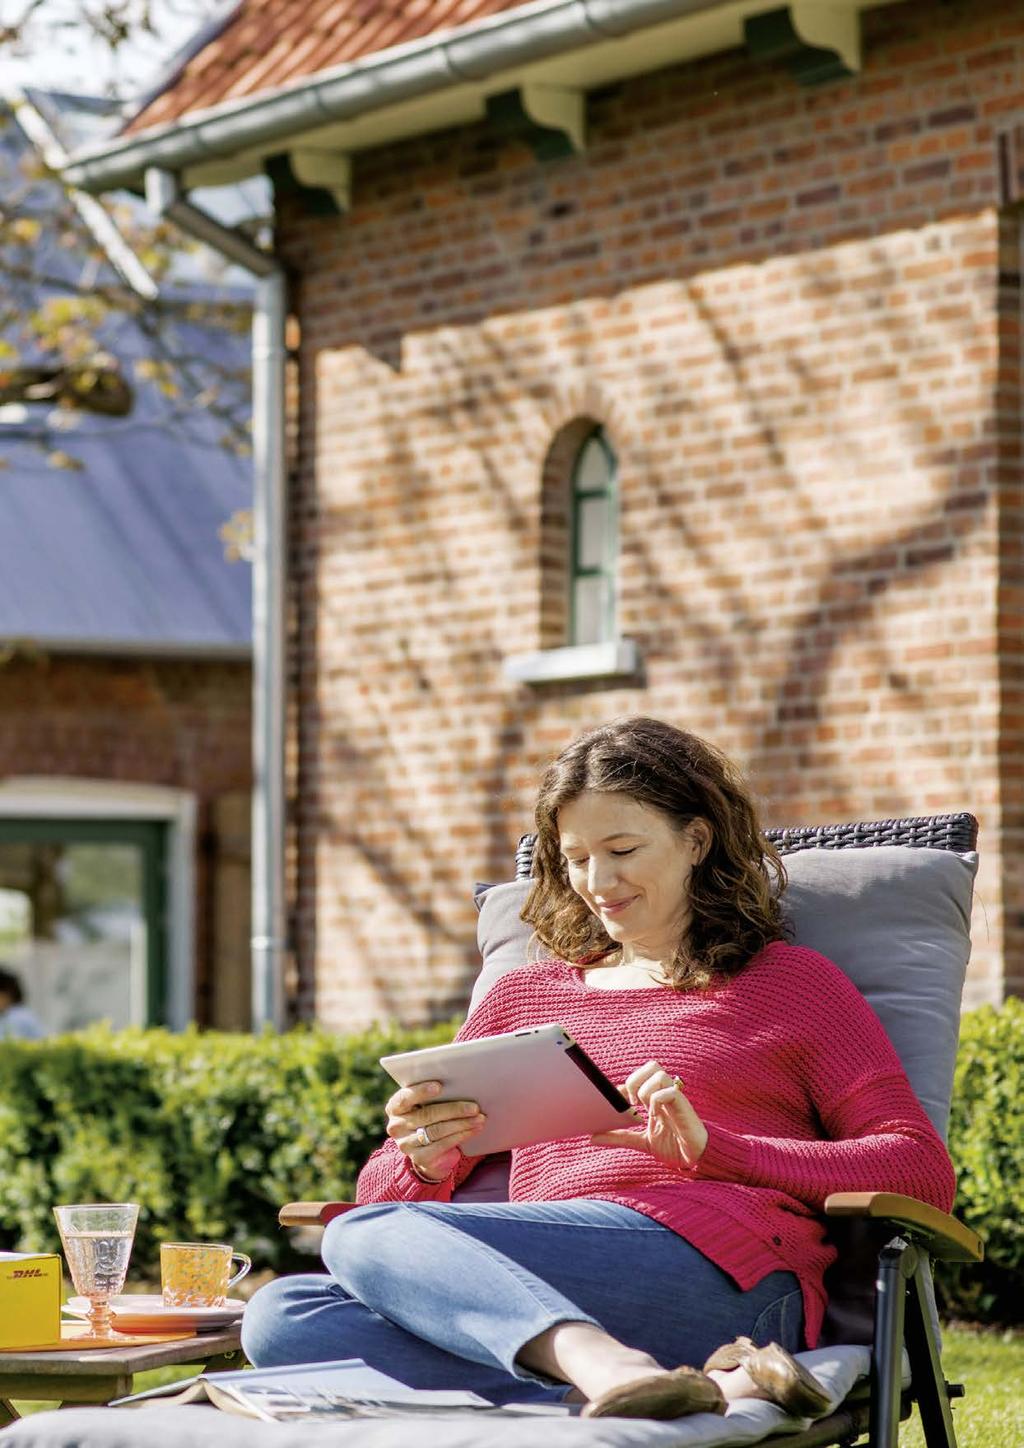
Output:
top-left (290, 94), bottom-right (1012, 1020)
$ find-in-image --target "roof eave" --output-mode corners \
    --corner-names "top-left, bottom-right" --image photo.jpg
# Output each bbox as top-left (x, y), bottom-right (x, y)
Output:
top-left (0, 635), bottom-right (252, 660)
top-left (62, 0), bottom-right (874, 195)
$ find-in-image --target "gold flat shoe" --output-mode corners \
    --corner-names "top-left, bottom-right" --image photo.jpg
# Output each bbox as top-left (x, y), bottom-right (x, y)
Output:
top-left (582, 1365), bottom-right (727, 1420)
top-left (704, 1336), bottom-right (831, 1419)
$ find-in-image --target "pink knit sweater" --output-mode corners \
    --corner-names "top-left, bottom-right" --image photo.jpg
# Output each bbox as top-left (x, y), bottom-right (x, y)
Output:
top-left (357, 943), bottom-right (956, 1347)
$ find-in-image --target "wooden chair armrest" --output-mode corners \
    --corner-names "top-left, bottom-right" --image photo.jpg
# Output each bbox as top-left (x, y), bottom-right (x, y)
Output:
top-left (281, 1192), bottom-right (983, 1262)
top-left (824, 1192), bottom-right (983, 1263)
top-left (278, 1201), bottom-right (360, 1228)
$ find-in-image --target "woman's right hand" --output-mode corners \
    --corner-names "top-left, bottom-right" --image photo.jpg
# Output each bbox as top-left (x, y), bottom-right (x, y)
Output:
top-left (385, 1080), bottom-right (486, 1182)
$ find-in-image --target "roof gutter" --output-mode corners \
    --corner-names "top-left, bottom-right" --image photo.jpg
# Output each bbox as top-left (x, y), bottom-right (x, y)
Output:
top-left (64, 0), bottom-right (757, 193)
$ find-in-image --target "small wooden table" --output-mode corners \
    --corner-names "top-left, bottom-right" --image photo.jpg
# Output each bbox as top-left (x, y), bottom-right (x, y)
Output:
top-left (0, 1325), bottom-right (244, 1427)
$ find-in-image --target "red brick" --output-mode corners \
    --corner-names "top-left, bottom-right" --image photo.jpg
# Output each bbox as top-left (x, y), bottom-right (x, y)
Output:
top-left (0, 656), bottom-right (252, 1026)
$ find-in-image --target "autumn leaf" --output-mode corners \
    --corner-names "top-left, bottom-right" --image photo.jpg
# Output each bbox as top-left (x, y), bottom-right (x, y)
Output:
top-left (46, 450), bottom-right (84, 471)
top-left (219, 508), bottom-right (254, 562)
top-left (9, 217), bottom-right (41, 244)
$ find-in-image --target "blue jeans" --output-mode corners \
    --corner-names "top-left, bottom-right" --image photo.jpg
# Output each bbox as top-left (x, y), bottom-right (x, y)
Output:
top-left (242, 1200), bottom-right (804, 1407)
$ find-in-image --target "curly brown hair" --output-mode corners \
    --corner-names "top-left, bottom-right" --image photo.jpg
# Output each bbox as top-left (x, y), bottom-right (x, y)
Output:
top-left (522, 717), bottom-right (788, 989)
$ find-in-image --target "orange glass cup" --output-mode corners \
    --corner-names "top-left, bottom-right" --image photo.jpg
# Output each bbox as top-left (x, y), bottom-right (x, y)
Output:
top-left (160, 1241), bottom-right (251, 1308)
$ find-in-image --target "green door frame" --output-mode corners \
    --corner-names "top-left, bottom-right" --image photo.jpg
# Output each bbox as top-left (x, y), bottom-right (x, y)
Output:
top-left (0, 818), bottom-right (168, 1026)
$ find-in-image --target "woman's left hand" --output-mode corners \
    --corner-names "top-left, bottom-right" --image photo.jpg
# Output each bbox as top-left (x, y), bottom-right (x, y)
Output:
top-left (591, 1060), bottom-right (709, 1169)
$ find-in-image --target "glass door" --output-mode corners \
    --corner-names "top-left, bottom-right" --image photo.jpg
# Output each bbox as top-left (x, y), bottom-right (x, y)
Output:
top-left (0, 819), bottom-right (167, 1030)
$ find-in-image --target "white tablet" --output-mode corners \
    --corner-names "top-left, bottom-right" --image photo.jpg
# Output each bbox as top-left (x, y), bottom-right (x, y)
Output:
top-left (379, 1023), bottom-right (641, 1157)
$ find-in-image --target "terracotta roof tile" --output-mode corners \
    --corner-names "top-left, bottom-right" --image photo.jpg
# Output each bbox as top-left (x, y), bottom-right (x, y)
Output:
top-left (125, 0), bottom-right (529, 134)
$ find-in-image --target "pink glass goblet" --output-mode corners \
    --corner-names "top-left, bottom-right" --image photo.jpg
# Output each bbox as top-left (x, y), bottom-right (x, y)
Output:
top-left (53, 1202), bottom-right (139, 1340)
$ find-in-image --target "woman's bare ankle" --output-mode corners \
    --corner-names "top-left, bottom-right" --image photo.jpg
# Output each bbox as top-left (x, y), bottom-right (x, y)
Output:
top-left (517, 1322), bottom-right (665, 1401)
top-left (708, 1365), bottom-right (763, 1402)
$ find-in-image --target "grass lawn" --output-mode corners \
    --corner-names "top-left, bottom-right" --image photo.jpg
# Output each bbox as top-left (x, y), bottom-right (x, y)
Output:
top-left (10, 1324), bottom-right (1022, 1441)
top-left (900, 1325), bottom-right (1024, 1447)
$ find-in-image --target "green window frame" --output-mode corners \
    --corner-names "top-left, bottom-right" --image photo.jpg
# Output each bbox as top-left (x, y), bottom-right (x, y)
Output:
top-left (570, 427), bottom-right (619, 646)
top-left (0, 817), bottom-right (168, 1026)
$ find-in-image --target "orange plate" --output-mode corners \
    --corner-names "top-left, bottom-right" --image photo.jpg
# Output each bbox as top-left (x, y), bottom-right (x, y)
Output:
top-left (65, 1295), bottom-right (245, 1334)
top-left (106, 1311), bottom-right (211, 1334)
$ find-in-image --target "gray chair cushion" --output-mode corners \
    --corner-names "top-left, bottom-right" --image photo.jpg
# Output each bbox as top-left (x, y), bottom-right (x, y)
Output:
top-left (0, 1347), bottom-right (871, 1448)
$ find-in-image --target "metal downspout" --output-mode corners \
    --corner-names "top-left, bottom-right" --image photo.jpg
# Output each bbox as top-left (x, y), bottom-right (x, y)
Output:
top-left (145, 168), bottom-right (287, 1031)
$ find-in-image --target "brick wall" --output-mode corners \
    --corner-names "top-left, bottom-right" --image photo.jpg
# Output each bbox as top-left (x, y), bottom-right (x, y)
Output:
top-left (0, 653), bottom-right (252, 1023)
top-left (280, 0), bottom-right (1023, 1026)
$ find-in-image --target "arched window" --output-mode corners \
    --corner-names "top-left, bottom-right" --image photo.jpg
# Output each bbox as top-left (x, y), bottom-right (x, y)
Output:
top-left (509, 418), bottom-right (636, 684)
top-left (569, 427), bottom-right (618, 646)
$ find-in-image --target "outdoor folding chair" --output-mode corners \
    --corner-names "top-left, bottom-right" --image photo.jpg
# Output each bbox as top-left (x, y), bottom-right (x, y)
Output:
top-left (280, 813), bottom-right (984, 1448)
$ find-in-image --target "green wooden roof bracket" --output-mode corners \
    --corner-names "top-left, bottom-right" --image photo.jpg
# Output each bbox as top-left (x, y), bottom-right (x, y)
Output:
top-left (290, 148), bottom-right (352, 213)
top-left (264, 152), bottom-right (344, 216)
top-left (486, 84), bottom-right (585, 162)
top-left (745, 3), bottom-right (861, 85)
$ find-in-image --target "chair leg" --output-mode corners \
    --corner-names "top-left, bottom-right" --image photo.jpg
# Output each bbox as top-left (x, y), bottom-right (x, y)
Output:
top-left (869, 1236), bottom-right (960, 1448)
top-left (869, 1237), bottom-right (914, 1448)
top-left (904, 1253), bottom-right (959, 1448)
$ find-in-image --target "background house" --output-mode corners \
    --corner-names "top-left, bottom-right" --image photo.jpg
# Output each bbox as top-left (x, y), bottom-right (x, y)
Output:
top-left (0, 89), bottom-right (254, 1030)
top-left (65, 0), bottom-right (1023, 1027)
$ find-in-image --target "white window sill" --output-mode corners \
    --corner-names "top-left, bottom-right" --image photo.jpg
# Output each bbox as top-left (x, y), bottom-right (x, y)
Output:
top-left (503, 639), bottom-right (641, 685)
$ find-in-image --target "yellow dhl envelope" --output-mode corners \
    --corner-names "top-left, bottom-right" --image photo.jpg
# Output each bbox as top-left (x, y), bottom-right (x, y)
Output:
top-left (0, 1252), bottom-right (61, 1349)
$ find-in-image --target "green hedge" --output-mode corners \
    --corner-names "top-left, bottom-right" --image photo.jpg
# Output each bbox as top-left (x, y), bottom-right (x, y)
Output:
top-left (0, 1021), bottom-right (456, 1274)
top-left (938, 996), bottom-right (1024, 1325)
top-left (0, 1002), bottom-right (1021, 1322)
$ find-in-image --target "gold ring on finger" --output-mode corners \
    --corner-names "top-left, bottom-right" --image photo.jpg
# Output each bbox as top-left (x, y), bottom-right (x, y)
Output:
top-left (415, 1126), bottom-right (431, 1147)
top-left (672, 1077), bottom-right (684, 1093)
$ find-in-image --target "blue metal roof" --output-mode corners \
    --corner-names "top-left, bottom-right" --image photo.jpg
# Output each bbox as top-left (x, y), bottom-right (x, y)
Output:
top-left (0, 92), bottom-right (252, 656)
top-left (0, 424), bottom-right (251, 655)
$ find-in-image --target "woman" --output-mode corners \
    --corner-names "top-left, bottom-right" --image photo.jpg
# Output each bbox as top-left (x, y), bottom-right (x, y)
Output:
top-left (242, 717), bottom-right (955, 1419)
top-left (0, 966), bottom-right (45, 1041)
